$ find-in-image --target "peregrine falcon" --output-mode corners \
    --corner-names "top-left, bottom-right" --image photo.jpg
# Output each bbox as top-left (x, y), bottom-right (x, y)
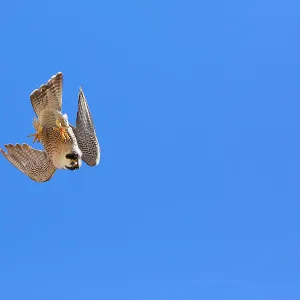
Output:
top-left (0, 72), bottom-right (100, 182)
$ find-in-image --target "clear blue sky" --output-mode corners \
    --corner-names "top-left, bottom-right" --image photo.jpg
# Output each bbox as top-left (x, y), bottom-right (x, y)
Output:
top-left (0, 0), bottom-right (299, 299)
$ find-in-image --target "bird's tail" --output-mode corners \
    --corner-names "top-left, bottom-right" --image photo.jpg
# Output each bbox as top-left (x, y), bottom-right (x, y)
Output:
top-left (30, 72), bottom-right (63, 117)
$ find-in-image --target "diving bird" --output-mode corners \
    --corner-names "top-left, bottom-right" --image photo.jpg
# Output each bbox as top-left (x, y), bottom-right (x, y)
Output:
top-left (0, 72), bottom-right (100, 182)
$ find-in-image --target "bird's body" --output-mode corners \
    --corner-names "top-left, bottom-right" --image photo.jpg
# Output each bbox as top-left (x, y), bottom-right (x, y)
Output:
top-left (35, 108), bottom-right (82, 170)
top-left (0, 72), bottom-right (100, 182)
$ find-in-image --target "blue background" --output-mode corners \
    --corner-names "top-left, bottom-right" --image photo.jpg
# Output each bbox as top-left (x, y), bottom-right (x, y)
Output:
top-left (0, 0), bottom-right (299, 299)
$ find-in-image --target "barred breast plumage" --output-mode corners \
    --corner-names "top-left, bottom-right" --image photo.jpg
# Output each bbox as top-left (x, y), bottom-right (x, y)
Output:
top-left (37, 108), bottom-right (82, 170)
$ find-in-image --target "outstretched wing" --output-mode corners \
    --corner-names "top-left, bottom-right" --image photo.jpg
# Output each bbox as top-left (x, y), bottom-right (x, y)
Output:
top-left (71, 88), bottom-right (100, 166)
top-left (30, 72), bottom-right (63, 117)
top-left (0, 144), bottom-right (56, 182)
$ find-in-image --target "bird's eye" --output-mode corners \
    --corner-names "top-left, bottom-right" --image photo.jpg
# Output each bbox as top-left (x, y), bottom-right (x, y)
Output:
top-left (66, 152), bottom-right (79, 160)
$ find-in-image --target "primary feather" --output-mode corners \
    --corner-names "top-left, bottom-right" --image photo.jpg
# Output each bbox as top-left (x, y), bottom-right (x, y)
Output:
top-left (0, 144), bottom-right (56, 182)
top-left (71, 88), bottom-right (100, 166)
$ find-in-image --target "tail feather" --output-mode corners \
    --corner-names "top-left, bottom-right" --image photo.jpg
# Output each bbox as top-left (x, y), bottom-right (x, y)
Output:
top-left (30, 72), bottom-right (63, 117)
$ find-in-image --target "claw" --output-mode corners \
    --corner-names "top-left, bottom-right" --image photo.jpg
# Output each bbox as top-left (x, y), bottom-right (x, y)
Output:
top-left (28, 124), bottom-right (43, 143)
top-left (53, 119), bottom-right (70, 142)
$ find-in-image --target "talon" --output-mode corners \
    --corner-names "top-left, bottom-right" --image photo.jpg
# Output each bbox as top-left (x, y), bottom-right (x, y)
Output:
top-left (53, 119), bottom-right (70, 142)
top-left (28, 125), bottom-right (43, 143)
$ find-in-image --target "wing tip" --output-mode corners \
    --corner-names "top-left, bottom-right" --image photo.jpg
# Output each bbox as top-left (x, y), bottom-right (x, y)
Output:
top-left (78, 87), bottom-right (84, 98)
top-left (85, 150), bottom-right (100, 167)
top-left (50, 72), bottom-right (63, 84)
top-left (30, 72), bottom-right (63, 96)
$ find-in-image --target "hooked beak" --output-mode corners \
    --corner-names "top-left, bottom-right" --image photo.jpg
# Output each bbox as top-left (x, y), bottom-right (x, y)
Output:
top-left (65, 164), bottom-right (79, 171)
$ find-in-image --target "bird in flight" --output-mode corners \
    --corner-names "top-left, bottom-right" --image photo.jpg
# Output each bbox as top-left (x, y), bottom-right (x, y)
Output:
top-left (0, 72), bottom-right (100, 182)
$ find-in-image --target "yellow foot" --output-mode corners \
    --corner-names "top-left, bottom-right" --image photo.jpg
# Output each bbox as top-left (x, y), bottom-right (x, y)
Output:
top-left (28, 125), bottom-right (43, 143)
top-left (53, 119), bottom-right (70, 142)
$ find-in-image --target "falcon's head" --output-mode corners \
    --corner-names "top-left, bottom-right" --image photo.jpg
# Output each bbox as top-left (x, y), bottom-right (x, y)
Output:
top-left (64, 152), bottom-right (82, 170)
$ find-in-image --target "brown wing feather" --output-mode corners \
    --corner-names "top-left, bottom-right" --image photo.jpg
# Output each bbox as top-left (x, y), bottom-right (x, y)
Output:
top-left (71, 88), bottom-right (100, 166)
top-left (30, 72), bottom-right (63, 117)
top-left (0, 144), bottom-right (56, 182)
